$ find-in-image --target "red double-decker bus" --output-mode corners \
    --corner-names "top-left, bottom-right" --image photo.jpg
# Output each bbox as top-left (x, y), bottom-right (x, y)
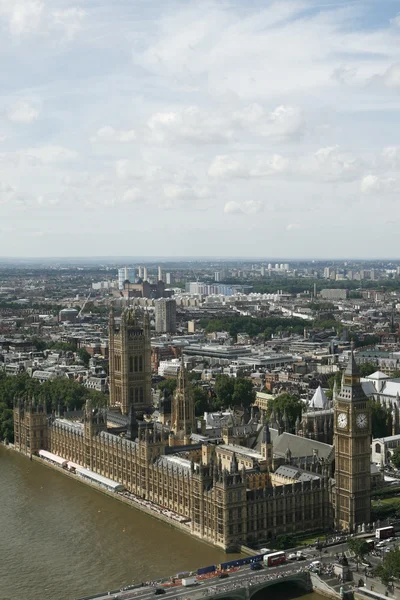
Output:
top-left (263, 551), bottom-right (286, 567)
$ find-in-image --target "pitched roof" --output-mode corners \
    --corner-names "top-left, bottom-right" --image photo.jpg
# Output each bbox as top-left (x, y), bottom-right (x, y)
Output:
top-left (366, 371), bottom-right (390, 380)
top-left (309, 386), bottom-right (329, 409)
top-left (273, 432), bottom-right (334, 462)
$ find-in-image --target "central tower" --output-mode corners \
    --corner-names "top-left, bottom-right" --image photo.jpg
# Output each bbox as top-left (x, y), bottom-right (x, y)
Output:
top-left (334, 349), bottom-right (371, 532)
top-left (171, 358), bottom-right (196, 440)
top-left (109, 308), bottom-right (152, 415)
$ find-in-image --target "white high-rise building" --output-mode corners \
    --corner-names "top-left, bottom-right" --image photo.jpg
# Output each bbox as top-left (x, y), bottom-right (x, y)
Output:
top-left (158, 266), bottom-right (162, 281)
top-left (143, 267), bottom-right (148, 281)
top-left (118, 267), bottom-right (136, 290)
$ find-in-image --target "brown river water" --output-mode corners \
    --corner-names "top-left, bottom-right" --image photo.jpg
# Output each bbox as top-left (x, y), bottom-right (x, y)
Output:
top-left (0, 446), bottom-right (323, 600)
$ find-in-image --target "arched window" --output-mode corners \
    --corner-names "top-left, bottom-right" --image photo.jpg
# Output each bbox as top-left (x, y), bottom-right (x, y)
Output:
top-left (129, 357), bottom-right (133, 372)
top-left (134, 357), bottom-right (138, 372)
top-left (139, 356), bottom-right (143, 372)
top-left (375, 443), bottom-right (381, 454)
top-left (140, 387), bottom-right (144, 403)
top-left (135, 388), bottom-right (139, 403)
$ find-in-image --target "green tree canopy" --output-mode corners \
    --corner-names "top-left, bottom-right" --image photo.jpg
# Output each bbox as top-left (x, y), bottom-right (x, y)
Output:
top-left (266, 393), bottom-right (303, 429)
top-left (369, 400), bottom-right (390, 439)
top-left (192, 387), bottom-right (210, 416)
top-left (157, 379), bottom-right (177, 395)
top-left (347, 538), bottom-right (369, 563)
top-left (199, 316), bottom-right (306, 339)
top-left (391, 446), bottom-right (400, 469)
top-left (0, 372), bottom-right (106, 443)
top-left (78, 348), bottom-right (91, 367)
top-left (359, 362), bottom-right (377, 377)
top-left (376, 547), bottom-right (400, 585)
top-left (214, 375), bottom-right (255, 409)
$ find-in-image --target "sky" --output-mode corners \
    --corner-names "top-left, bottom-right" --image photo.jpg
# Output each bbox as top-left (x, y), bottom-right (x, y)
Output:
top-left (1, 0), bottom-right (400, 258)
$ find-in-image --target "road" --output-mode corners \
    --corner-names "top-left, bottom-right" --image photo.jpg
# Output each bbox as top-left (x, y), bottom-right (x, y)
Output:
top-left (81, 535), bottom-right (399, 600)
top-left (92, 559), bottom-right (315, 600)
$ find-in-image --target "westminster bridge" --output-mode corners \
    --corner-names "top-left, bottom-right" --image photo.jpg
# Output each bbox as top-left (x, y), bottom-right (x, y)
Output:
top-left (77, 565), bottom-right (313, 600)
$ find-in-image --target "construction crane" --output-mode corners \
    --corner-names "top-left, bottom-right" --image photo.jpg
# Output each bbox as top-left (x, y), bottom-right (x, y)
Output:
top-left (78, 291), bottom-right (92, 318)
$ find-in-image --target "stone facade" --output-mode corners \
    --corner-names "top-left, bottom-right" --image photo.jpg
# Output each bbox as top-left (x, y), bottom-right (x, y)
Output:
top-left (13, 398), bottom-right (333, 551)
top-left (108, 308), bottom-right (152, 415)
top-left (334, 350), bottom-right (371, 532)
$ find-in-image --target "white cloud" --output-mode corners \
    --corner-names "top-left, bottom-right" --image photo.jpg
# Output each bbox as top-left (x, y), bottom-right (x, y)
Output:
top-left (250, 154), bottom-right (290, 177)
top-left (224, 201), bottom-right (242, 214)
top-left (286, 223), bottom-right (302, 231)
top-left (0, 1), bottom-right (44, 35)
top-left (22, 145), bottom-right (78, 164)
top-left (8, 101), bottom-right (39, 124)
top-left (303, 146), bottom-right (361, 182)
top-left (91, 126), bottom-right (136, 143)
top-left (390, 14), bottom-right (400, 27)
top-left (51, 8), bottom-right (86, 40)
top-left (121, 188), bottom-right (143, 204)
top-left (234, 104), bottom-right (304, 140)
top-left (382, 146), bottom-right (400, 167)
top-left (373, 63), bottom-right (400, 89)
top-left (147, 107), bottom-right (233, 144)
top-left (224, 199), bottom-right (264, 215)
top-left (208, 155), bottom-right (248, 179)
top-left (0, 182), bottom-right (16, 204)
top-left (360, 174), bottom-right (397, 194)
top-left (147, 103), bottom-right (303, 145)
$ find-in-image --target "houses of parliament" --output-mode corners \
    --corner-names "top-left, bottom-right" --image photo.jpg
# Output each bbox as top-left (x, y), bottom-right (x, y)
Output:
top-left (13, 308), bottom-right (371, 551)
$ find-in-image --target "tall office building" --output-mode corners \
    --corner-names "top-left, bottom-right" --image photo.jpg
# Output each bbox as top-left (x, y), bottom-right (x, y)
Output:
top-left (155, 298), bottom-right (177, 333)
top-left (143, 266), bottom-right (148, 281)
top-left (165, 272), bottom-right (172, 285)
top-left (118, 267), bottom-right (136, 290)
top-left (109, 308), bottom-right (152, 415)
top-left (158, 266), bottom-right (162, 281)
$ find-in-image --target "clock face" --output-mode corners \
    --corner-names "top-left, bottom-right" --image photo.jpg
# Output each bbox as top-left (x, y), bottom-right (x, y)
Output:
top-left (356, 413), bottom-right (368, 429)
top-left (337, 412), bottom-right (348, 429)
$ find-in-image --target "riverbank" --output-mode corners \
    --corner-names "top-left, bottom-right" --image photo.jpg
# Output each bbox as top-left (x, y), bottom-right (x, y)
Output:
top-left (4, 443), bottom-right (240, 555)
top-left (0, 444), bottom-right (234, 600)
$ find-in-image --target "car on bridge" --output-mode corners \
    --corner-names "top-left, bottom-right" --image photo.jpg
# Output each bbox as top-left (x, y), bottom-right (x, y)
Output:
top-left (250, 563), bottom-right (263, 571)
top-left (154, 589), bottom-right (166, 595)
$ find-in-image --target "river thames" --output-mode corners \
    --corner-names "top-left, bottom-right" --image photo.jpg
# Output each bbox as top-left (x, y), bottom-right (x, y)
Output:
top-left (0, 446), bottom-right (323, 600)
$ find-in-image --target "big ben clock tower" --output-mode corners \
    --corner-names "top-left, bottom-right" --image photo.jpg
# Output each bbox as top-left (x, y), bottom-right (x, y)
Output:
top-left (334, 348), bottom-right (371, 532)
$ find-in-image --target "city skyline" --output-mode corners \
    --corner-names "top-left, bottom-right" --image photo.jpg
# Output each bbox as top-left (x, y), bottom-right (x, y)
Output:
top-left (1, 1), bottom-right (400, 257)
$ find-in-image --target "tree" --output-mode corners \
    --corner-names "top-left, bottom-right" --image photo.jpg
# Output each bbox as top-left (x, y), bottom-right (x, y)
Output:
top-left (392, 446), bottom-right (400, 469)
top-left (347, 538), bottom-right (369, 569)
top-left (78, 348), bottom-right (91, 367)
top-left (214, 375), bottom-right (235, 407)
top-left (359, 362), bottom-right (377, 377)
top-left (376, 547), bottom-right (400, 586)
top-left (231, 379), bottom-right (256, 409)
top-left (266, 393), bottom-right (303, 429)
top-left (158, 379), bottom-right (177, 395)
top-left (275, 534), bottom-right (296, 550)
top-left (193, 387), bottom-right (210, 416)
top-left (369, 400), bottom-right (390, 438)
top-left (214, 376), bottom-right (255, 409)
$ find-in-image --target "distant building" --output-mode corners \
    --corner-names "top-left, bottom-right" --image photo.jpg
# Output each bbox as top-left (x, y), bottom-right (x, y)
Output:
top-left (118, 267), bottom-right (136, 290)
top-left (58, 308), bottom-right (78, 323)
top-left (320, 288), bottom-right (348, 300)
top-left (155, 299), bottom-right (177, 334)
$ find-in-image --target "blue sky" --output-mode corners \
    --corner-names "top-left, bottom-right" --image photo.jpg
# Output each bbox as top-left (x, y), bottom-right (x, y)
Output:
top-left (1, 0), bottom-right (400, 258)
